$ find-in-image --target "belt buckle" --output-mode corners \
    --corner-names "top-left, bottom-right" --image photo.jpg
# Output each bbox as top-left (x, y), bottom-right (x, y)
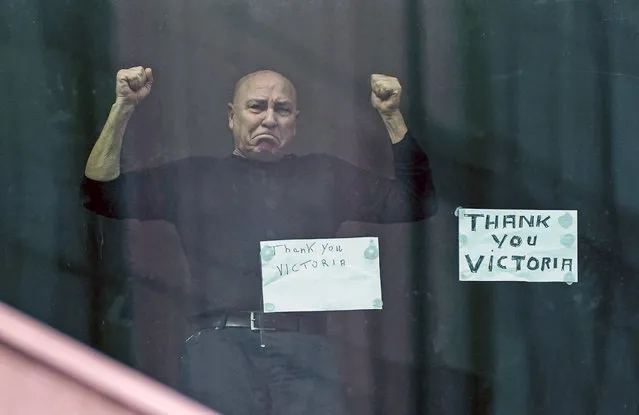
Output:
top-left (250, 311), bottom-right (275, 331)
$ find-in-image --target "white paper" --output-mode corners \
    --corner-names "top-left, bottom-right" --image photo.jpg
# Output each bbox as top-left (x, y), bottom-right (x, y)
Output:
top-left (259, 237), bottom-right (383, 313)
top-left (457, 208), bottom-right (578, 283)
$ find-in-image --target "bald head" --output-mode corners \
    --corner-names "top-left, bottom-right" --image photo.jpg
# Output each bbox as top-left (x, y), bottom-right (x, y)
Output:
top-left (232, 70), bottom-right (297, 106)
top-left (228, 70), bottom-right (300, 162)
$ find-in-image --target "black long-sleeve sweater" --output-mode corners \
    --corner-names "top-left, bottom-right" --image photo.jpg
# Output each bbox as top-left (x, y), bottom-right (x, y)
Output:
top-left (81, 131), bottom-right (437, 314)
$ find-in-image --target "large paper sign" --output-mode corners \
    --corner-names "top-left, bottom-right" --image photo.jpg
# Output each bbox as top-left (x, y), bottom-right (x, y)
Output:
top-left (457, 208), bottom-right (578, 283)
top-left (259, 237), bottom-right (383, 313)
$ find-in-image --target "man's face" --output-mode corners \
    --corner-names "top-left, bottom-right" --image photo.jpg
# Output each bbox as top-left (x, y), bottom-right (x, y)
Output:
top-left (228, 71), bottom-right (299, 162)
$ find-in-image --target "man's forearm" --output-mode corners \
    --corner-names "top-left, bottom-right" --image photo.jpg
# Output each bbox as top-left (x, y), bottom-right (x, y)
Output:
top-left (85, 100), bottom-right (135, 181)
top-left (379, 111), bottom-right (408, 144)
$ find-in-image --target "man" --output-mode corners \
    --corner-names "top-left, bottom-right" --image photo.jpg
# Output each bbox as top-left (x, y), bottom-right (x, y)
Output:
top-left (82, 66), bottom-right (437, 414)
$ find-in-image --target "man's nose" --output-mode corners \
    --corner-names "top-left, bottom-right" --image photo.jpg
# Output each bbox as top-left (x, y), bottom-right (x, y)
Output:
top-left (261, 108), bottom-right (277, 127)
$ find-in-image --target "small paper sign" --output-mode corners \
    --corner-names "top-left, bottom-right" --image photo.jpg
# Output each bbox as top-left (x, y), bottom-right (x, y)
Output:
top-left (259, 237), bottom-right (383, 313)
top-left (457, 208), bottom-right (578, 282)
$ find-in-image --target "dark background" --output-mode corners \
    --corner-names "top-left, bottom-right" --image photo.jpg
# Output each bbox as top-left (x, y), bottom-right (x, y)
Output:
top-left (2, 0), bottom-right (639, 414)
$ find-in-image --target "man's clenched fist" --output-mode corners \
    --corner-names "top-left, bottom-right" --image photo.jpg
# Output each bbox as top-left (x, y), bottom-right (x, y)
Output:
top-left (370, 74), bottom-right (401, 116)
top-left (116, 66), bottom-right (154, 106)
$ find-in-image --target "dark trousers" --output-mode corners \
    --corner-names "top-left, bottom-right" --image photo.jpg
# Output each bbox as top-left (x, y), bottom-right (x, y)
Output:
top-left (179, 328), bottom-right (348, 415)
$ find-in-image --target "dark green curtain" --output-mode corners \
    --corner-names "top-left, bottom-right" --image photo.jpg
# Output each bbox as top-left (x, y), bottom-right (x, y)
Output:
top-left (424, 0), bottom-right (639, 413)
top-left (0, 0), bottom-right (131, 362)
top-left (2, 1), bottom-right (639, 414)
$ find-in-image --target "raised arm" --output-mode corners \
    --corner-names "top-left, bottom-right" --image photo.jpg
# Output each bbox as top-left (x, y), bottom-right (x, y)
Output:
top-left (85, 66), bottom-right (153, 181)
top-left (332, 74), bottom-right (437, 223)
top-left (82, 66), bottom-right (175, 221)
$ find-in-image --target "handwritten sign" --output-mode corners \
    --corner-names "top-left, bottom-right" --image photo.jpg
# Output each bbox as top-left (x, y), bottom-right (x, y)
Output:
top-left (259, 237), bottom-right (383, 313)
top-left (457, 208), bottom-right (578, 283)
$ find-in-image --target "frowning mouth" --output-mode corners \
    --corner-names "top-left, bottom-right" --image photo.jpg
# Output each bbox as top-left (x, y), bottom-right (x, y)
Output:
top-left (254, 133), bottom-right (279, 143)
top-left (253, 134), bottom-right (280, 152)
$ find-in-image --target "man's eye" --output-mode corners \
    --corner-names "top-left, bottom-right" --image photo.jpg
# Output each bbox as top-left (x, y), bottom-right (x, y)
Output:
top-left (248, 103), bottom-right (265, 111)
top-left (277, 108), bottom-right (291, 114)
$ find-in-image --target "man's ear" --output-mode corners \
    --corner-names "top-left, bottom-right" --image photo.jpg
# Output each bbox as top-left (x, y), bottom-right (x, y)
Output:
top-left (227, 103), bottom-right (235, 129)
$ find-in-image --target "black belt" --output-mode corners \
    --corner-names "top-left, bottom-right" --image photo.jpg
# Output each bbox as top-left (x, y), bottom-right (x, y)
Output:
top-left (189, 311), bottom-right (327, 335)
